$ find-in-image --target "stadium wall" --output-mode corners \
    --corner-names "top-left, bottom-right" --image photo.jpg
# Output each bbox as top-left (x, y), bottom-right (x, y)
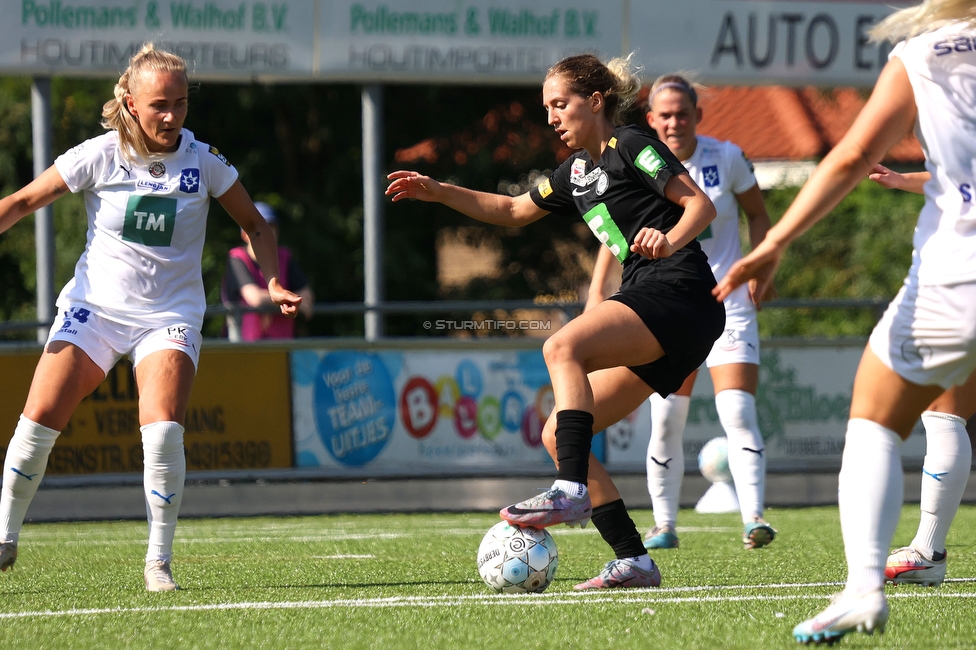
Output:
top-left (0, 338), bottom-right (954, 482)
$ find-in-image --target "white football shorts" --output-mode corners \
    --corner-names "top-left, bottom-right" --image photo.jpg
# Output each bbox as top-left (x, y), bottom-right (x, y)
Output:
top-left (869, 275), bottom-right (976, 389)
top-left (705, 308), bottom-right (760, 368)
top-left (47, 303), bottom-right (202, 375)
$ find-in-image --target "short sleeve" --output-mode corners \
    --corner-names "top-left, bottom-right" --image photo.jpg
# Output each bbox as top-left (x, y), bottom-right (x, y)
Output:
top-left (528, 159), bottom-right (578, 216)
top-left (727, 143), bottom-right (759, 195)
top-left (202, 144), bottom-right (239, 197)
top-left (618, 134), bottom-right (686, 197)
top-left (54, 139), bottom-right (103, 193)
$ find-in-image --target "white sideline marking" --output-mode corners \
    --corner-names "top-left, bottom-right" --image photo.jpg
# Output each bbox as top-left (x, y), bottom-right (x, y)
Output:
top-left (311, 554), bottom-right (375, 559)
top-left (2, 582), bottom-right (975, 620)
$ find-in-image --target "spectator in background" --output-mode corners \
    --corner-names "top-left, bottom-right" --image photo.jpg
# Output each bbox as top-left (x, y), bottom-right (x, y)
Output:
top-left (223, 201), bottom-right (314, 341)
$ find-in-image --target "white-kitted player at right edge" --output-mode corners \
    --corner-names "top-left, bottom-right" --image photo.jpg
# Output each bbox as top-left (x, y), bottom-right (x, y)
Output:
top-left (715, 1), bottom-right (976, 643)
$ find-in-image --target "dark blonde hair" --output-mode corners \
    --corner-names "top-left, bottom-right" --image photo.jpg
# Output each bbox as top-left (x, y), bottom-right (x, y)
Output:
top-left (870, 0), bottom-right (976, 42)
top-left (546, 53), bottom-right (642, 125)
top-left (101, 43), bottom-right (188, 163)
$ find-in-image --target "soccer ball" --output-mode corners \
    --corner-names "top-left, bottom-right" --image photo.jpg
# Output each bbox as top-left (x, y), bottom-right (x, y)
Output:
top-left (698, 436), bottom-right (732, 483)
top-left (477, 521), bottom-right (558, 593)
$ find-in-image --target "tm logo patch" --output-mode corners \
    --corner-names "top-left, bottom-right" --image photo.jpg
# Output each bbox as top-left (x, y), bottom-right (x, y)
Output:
top-left (123, 195), bottom-right (177, 246)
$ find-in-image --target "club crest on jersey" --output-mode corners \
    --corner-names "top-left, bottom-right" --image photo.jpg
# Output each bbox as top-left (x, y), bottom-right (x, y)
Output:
top-left (596, 170), bottom-right (609, 195)
top-left (209, 146), bottom-right (230, 166)
top-left (702, 165), bottom-right (720, 187)
top-left (148, 161), bottom-right (166, 178)
top-left (180, 168), bottom-right (200, 193)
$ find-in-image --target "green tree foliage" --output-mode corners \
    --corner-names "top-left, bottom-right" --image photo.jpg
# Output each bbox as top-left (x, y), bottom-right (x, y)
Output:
top-left (0, 78), bottom-right (105, 334)
top-left (757, 180), bottom-right (923, 337)
top-left (0, 76), bottom-right (928, 340)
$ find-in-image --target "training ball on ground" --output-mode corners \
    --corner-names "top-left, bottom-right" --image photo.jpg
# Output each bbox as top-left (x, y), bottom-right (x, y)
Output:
top-left (477, 521), bottom-right (558, 593)
top-left (698, 436), bottom-right (732, 483)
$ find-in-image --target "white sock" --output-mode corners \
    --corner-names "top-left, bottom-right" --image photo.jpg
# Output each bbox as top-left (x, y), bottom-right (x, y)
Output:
top-left (551, 479), bottom-right (588, 501)
top-left (839, 419), bottom-right (904, 593)
top-left (911, 411), bottom-right (972, 558)
top-left (646, 393), bottom-right (689, 529)
top-left (624, 554), bottom-right (653, 571)
top-left (716, 390), bottom-right (766, 523)
top-left (142, 421), bottom-right (186, 563)
top-left (0, 416), bottom-right (59, 543)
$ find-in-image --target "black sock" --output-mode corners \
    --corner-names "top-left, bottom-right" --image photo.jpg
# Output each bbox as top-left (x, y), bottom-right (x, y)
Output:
top-left (592, 499), bottom-right (647, 560)
top-left (554, 410), bottom-right (594, 485)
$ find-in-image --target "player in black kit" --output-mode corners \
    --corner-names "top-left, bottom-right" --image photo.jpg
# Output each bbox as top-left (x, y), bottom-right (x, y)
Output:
top-left (386, 53), bottom-right (724, 589)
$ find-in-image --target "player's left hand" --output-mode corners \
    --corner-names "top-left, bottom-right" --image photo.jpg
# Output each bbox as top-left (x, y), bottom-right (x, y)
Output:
top-left (268, 278), bottom-right (303, 319)
top-left (630, 227), bottom-right (674, 259)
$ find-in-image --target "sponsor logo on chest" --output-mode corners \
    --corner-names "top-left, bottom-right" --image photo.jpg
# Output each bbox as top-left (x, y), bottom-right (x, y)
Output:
top-left (137, 179), bottom-right (172, 192)
top-left (122, 195), bottom-right (177, 247)
top-left (570, 160), bottom-right (610, 196)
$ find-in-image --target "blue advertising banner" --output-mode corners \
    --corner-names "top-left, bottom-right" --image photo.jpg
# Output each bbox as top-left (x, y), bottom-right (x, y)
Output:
top-left (291, 347), bottom-right (607, 476)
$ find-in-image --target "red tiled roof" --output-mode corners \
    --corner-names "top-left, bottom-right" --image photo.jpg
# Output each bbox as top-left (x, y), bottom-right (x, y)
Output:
top-left (394, 86), bottom-right (925, 166)
top-left (696, 86), bottom-right (924, 164)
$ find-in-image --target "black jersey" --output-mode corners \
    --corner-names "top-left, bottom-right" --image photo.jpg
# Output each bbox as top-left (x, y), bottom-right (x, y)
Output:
top-left (529, 125), bottom-right (715, 287)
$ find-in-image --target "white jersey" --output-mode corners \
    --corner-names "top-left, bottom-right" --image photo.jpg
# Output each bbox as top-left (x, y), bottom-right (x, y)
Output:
top-left (682, 135), bottom-right (759, 314)
top-left (54, 129), bottom-right (238, 329)
top-left (892, 22), bottom-right (976, 285)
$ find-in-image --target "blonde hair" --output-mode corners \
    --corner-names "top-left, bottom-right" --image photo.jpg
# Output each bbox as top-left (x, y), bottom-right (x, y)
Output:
top-left (648, 73), bottom-right (703, 111)
top-left (870, 0), bottom-right (976, 42)
top-left (547, 53), bottom-right (643, 125)
top-left (101, 43), bottom-right (188, 163)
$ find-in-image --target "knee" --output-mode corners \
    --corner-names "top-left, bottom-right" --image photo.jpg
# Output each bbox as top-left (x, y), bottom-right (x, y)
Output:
top-left (141, 421), bottom-right (185, 456)
top-left (542, 333), bottom-right (578, 368)
top-left (715, 389), bottom-right (758, 434)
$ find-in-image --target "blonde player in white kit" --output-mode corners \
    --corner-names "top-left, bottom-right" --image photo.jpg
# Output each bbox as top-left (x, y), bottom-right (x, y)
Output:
top-left (0, 44), bottom-right (302, 591)
top-left (716, 0), bottom-right (976, 643)
top-left (588, 74), bottom-right (777, 551)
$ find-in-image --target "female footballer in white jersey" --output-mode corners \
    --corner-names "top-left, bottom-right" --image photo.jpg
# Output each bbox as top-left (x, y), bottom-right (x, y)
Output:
top-left (868, 165), bottom-right (975, 588)
top-left (589, 74), bottom-right (777, 551)
top-left (388, 53), bottom-right (724, 589)
top-left (716, 0), bottom-right (976, 642)
top-left (0, 44), bottom-right (301, 591)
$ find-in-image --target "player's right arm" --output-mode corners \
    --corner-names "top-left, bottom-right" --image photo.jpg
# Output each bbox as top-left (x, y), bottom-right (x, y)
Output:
top-left (386, 170), bottom-right (548, 227)
top-left (715, 56), bottom-right (917, 302)
top-left (0, 166), bottom-right (69, 234)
